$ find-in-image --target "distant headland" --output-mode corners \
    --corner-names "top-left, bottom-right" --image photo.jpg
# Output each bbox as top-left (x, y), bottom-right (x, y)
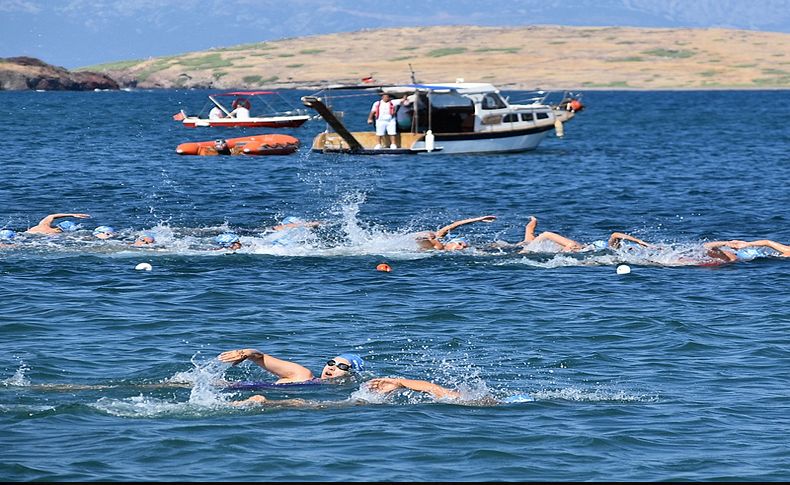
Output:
top-left (7, 25), bottom-right (790, 91)
top-left (0, 57), bottom-right (118, 91)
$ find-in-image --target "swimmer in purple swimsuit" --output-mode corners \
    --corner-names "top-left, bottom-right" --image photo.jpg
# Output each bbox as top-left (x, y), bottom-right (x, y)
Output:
top-left (218, 348), bottom-right (365, 405)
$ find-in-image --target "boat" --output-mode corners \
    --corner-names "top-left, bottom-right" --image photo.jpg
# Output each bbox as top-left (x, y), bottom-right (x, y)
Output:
top-left (173, 91), bottom-right (311, 128)
top-left (301, 82), bottom-right (583, 155)
top-left (175, 134), bottom-right (300, 156)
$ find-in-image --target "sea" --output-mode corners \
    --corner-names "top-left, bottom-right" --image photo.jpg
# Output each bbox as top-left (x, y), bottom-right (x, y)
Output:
top-left (1, 88), bottom-right (789, 482)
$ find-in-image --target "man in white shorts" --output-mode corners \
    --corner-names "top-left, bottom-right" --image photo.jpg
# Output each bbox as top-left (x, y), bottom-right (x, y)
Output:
top-left (367, 93), bottom-right (398, 149)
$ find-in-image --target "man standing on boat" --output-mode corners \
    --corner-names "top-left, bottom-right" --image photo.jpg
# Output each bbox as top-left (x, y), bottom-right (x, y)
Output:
top-left (367, 93), bottom-right (398, 149)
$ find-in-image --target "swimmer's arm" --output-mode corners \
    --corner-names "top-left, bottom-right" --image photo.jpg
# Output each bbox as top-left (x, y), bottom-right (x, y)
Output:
top-left (608, 232), bottom-right (653, 250)
top-left (26, 213), bottom-right (91, 232)
top-left (272, 221), bottom-right (322, 231)
top-left (736, 239), bottom-right (790, 255)
top-left (434, 215), bottom-right (497, 239)
top-left (367, 377), bottom-right (461, 400)
top-left (218, 349), bottom-right (314, 382)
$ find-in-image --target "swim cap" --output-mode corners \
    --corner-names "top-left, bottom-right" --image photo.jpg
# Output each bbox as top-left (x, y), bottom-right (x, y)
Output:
top-left (93, 225), bottom-right (116, 237)
top-left (445, 236), bottom-right (469, 245)
top-left (589, 240), bottom-right (608, 250)
top-left (57, 220), bottom-right (78, 232)
top-left (735, 247), bottom-right (762, 261)
top-left (337, 353), bottom-right (365, 372)
top-left (136, 232), bottom-right (156, 244)
top-left (281, 216), bottom-right (304, 225)
top-left (0, 229), bottom-right (15, 240)
top-left (215, 232), bottom-right (240, 246)
top-left (501, 393), bottom-right (535, 403)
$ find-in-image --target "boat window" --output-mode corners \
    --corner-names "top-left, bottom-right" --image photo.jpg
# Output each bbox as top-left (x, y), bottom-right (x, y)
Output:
top-left (414, 92), bottom-right (476, 133)
top-left (503, 113), bottom-right (519, 123)
top-left (481, 93), bottom-right (507, 110)
top-left (536, 112), bottom-right (550, 120)
top-left (520, 113), bottom-right (534, 122)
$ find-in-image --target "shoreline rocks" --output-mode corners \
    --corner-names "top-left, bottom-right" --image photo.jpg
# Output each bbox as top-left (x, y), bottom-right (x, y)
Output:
top-left (0, 56), bottom-right (119, 91)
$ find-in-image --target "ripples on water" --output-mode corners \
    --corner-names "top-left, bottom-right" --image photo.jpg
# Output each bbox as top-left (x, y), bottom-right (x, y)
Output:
top-left (1, 89), bottom-right (789, 481)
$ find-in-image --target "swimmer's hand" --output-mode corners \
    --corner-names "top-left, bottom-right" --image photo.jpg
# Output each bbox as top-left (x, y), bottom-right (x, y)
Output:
top-left (72, 213), bottom-right (91, 219)
top-left (229, 394), bottom-right (267, 406)
top-left (479, 215), bottom-right (496, 223)
top-left (218, 348), bottom-right (257, 366)
top-left (366, 378), bottom-right (403, 394)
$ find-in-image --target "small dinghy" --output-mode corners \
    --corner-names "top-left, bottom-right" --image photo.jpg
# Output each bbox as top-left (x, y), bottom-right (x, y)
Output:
top-left (176, 134), bottom-right (300, 156)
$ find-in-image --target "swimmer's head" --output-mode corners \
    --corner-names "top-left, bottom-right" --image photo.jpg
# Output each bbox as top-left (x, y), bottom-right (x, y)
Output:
top-left (56, 220), bottom-right (78, 232)
top-left (0, 229), bottom-right (16, 241)
top-left (321, 353), bottom-right (365, 379)
top-left (281, 216), bottom-right (304, 225)
top-left (93, 225), bottom-right (116, 239)
top-left (133, 233), bottom-right (156, 246)
top-left (443, 236), bottom-right (469, 251)
top-left (215, 232), bottom-right (240, 248)
top-left (214, 139), bottom-right (229, 150)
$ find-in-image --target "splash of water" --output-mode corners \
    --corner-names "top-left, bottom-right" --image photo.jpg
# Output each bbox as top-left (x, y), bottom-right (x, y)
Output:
top-left (1, 362), bottom-right (31, 387)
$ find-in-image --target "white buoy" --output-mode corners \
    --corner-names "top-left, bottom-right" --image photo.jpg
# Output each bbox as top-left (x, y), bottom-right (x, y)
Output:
top-left (616, 264), bottom-right (631, 275)
top-left (554, 119), bottom-right (564, 137)
top-left (135, 262), bottom-right (153, 271)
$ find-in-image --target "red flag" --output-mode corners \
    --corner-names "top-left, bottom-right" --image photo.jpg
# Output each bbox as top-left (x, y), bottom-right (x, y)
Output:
top-left (361, 75), bottom-right (374, 83)
top-left (172, 110), bottom-right (186, 121)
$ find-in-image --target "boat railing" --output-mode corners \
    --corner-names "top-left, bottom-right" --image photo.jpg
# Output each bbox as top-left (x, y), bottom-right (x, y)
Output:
top-left (509, 90), bottom-right (583, 109)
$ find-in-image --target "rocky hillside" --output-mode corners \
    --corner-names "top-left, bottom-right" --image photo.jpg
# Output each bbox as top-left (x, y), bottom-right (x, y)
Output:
top-left (0, 57), bottom-right (119, 91)
top-left (83, 25), bottom-right (790, 90)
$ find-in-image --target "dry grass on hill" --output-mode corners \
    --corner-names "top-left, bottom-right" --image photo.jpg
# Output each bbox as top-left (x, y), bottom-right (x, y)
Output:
top-left (87, 25), bottom-right (790, 90)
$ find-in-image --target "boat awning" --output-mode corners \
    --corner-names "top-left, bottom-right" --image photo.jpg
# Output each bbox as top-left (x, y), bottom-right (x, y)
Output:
top-left (214, 91), bottom-right (277, 96)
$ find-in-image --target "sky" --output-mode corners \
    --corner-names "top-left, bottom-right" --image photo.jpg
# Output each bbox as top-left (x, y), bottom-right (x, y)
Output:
top-left (1, 0), bottom-right (789, 69)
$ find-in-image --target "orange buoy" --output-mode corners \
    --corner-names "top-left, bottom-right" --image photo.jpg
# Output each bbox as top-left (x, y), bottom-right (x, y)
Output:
top-left (376, 263), bottom-right (392, 272)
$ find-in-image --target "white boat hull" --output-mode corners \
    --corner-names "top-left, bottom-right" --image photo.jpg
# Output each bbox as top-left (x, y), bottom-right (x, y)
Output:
top-left (410, 126), bottom-right (553, 154)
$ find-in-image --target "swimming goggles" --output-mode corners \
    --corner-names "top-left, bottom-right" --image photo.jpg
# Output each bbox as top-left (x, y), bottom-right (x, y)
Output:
top-left (326, 360), bottom-right (352, 371)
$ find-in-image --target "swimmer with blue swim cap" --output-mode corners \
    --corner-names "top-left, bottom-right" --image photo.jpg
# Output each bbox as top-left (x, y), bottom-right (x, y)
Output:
top-left (415, 215), bottom-right (496, 251)
top-left (0, 229), bottom-right (16, 241)
top-left (25, 212), bottom-right (91, 235)
top-left (218, 348), bottom-right (366, 385)
top-left (133, 232), bottom-right (156, 247)
top-left (705, 239), bottom-right (790, 262)
top-left (215, 232), bottom-right (242, 250)
top-left (517, 216), bottom-right (653, 254)
top-left (93, 225), bottom-right (116, 239)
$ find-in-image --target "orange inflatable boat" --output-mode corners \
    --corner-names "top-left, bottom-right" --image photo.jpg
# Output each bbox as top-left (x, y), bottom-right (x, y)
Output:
top-left (176, 134), bottom-right (300, 156)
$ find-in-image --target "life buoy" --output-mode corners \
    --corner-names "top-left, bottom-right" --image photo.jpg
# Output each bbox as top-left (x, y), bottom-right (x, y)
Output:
top-left (569, 99), bottom-right (583, 112)
top-left (232, 98), bottom-right (251, 110)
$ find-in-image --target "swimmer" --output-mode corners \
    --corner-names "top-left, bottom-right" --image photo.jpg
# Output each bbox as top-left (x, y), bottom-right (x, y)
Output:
top-left (25, 213), bottom-right (91, 235)
top-left (93, 225), bottom-right (116, 240)
top-left (517, 216), bottom-right (653, 253)
top-left (218, 348), bottom-right (366, 405)
top-left (414, 215), bottom-right (497, 251)
top-left (701, 238), bottom-right (789, 263)
top-left (215, 232), bottom-right (242, 251)
top-left (0, 229), bottom-right (16, 247)
top-left (133, 233), bottom-right (156, 247)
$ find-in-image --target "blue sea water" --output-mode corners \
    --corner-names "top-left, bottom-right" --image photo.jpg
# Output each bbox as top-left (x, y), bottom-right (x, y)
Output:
top-left (1, 88), bottom-right (789, 482)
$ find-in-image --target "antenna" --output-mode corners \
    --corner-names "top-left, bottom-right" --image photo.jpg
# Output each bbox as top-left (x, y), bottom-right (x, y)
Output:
top-left (409, 63), bottom-right (416, 84)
